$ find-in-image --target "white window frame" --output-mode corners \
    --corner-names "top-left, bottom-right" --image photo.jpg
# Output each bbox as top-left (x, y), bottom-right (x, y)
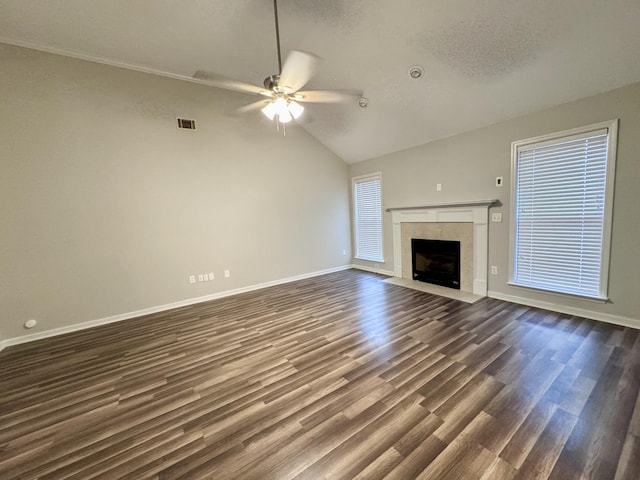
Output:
top-left (353, 172), bottom-right (384, 263)
top-left (509, 119), bottom-right (618, 301)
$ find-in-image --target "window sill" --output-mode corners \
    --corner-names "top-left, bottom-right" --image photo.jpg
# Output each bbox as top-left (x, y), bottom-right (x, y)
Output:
top-left (507, 282), bottom-right (609, 304)
top-left (354, 256), bottom-right (385, 263)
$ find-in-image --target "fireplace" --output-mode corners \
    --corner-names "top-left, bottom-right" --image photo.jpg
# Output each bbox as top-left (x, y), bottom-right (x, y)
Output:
top-left (411, 238), bottom-right (461, 289)
top-left (388, 200), bottom-right (496, 296)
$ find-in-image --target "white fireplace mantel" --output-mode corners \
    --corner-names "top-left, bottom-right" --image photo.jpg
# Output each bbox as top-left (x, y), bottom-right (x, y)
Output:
top-left (387, 199), bottom-right (498, 296)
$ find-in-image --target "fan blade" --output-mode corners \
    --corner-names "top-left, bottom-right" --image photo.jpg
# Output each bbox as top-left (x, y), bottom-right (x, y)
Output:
top-left (236, 99), bottom-right (271, 114)
top-left (293, 89), bottom-right (363, 103)
top-left (278, 50), bottom-right (321, 93)
top-left (193, 71), bottom-right (272, 97)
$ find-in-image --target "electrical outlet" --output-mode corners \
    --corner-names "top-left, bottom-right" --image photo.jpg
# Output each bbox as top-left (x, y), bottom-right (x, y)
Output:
top-left (491, 266), bottom-right (498, 275)
top-left (208, 272), bottom-right (215, 280)
top-left (491, 212), bottom-right (503, 223)
top-left (203, 274), bottom-right (209, 282)
top-left (198, 274), bottom-right (204, 282)
top-left (436, 183), bottom-right (442, 192)
top-left (224, 270), bottom-right (230, 278)
top-left (189, 275), bottom-right (196, 284)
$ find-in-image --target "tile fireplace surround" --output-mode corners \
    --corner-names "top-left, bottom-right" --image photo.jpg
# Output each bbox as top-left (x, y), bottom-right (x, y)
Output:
top-left (387, 200), bottom-right (498, 296)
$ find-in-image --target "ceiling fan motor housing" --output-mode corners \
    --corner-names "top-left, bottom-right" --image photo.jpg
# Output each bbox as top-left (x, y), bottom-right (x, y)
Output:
top-left (264, 74), bottom-right (280, 90)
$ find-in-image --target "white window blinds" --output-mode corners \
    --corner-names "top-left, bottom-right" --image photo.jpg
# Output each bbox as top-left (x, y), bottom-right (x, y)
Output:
top-left (354, 174), bottom-right (384, 262)
top-left (511, 123), bottom-right (616, 299)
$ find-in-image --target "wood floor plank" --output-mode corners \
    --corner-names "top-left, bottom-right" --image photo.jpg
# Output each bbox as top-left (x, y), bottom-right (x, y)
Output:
top-left (0, 269), bottom-right (638, 479)
top-left (513, 408), bottom-right (580, 480)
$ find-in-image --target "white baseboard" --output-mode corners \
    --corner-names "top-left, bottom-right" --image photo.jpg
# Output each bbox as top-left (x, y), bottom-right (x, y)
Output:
top-left (1, 265), bottom-right (351, 349)
top-left (350, 264), bottom-right (395, 277)
top-left (488, 291), bottom-right (640, 330)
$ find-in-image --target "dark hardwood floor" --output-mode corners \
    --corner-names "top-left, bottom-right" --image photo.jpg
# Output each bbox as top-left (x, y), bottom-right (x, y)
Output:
top-left (1, 269), bottom-right (638, 479)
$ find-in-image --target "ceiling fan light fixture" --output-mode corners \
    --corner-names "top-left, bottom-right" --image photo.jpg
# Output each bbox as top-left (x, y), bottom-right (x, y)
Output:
top-left (261, 101), bottom-right (277, 120)
top-left (288, 100), bottom-right (304, 119)
top-left (273, 97), bottom-right (289, 115)
top-left (278, 108), bottom-right (293, 123)
top-left (262, 96), bottom-right (302, 123)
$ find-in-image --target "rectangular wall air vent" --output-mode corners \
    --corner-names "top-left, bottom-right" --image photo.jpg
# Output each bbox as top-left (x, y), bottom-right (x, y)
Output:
top-left (177, 118), bottom-right (196, 130)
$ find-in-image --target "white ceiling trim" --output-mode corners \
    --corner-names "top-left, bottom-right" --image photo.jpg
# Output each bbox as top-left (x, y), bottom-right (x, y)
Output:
top-left (0, 37), bottom-right (225, 90)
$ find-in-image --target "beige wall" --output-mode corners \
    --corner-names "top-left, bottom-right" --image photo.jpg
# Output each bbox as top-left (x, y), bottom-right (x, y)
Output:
top-left (0, 44), bottom-right (352, 341)
top-left (351, 82), bottom-right (640, 323)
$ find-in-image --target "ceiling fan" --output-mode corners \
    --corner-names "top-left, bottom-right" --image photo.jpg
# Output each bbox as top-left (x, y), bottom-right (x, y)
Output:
top-left (193, 0), bottom-right (362, 129)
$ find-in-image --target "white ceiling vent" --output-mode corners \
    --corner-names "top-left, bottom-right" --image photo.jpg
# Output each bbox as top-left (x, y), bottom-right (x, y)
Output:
top-left (177, 118), bottom-right (196, 130)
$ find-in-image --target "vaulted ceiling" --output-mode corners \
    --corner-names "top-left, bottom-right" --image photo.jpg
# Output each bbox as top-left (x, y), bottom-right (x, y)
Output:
top-left (2, 0), bottom-right (640, 163)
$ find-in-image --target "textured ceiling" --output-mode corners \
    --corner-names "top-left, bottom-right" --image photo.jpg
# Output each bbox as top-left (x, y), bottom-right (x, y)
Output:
top-left (2, 0), bottom-right (640, 163)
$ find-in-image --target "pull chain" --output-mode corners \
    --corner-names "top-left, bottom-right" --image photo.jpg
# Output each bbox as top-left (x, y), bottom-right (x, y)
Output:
top-left (275, 117), bottom-right (286, 136)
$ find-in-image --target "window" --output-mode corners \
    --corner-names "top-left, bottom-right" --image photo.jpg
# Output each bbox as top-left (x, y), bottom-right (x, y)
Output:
top-left (353, 173), bottom-right (384, 262)
top-left (510, 120), bottom-right (618, 300)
